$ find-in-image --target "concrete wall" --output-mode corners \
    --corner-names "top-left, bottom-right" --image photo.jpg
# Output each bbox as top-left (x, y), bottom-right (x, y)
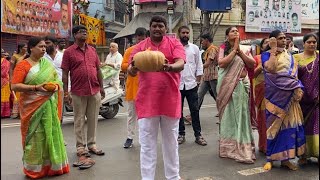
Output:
top-left (87, 0), bottom-right (115, 23)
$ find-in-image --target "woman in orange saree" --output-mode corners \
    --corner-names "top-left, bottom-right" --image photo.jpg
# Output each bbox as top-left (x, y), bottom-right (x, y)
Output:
top-left (11, 37), bottom-right (69, 179)
top-left (10, 43), bottom-right (28, 118)
top-left (253, 38), bottom-right (269, 154)
top-left (1, 57), bottom-right (11, 117)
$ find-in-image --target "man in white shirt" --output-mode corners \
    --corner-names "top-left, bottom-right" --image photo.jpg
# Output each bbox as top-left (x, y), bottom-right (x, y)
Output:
top-left (44, 36), bottom-right (71, 126)
top-left (177, 26), bottom-right (207, 146)
top-left (52, 0), bottom-right (61, 12)
top-left (102, 42), bottom-right (123, 90)
top-left (44, 36), bottom-right (64, 80)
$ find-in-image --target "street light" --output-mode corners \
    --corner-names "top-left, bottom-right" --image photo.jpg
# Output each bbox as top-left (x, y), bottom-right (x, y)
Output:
top-left (167, 0), bottom-right (174, 6)
top-left (167, 0), bottom-right (174, 33)
top-left (167, 7), bottom-right (174, 15)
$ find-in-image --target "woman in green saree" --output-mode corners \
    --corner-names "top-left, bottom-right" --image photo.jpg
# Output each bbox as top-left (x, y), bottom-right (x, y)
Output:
top-left (11, 37), bottom-right (69, 179)
top-left (216, 27), bottom-right (256, 163)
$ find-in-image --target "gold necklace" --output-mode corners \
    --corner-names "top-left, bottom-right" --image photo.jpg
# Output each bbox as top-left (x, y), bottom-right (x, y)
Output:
top-left (27, 57), bottom-right (40, 66)
top-left (303, 52), bottom-right (316, 73)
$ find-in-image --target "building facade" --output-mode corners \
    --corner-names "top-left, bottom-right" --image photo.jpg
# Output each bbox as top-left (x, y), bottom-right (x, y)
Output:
top-left (187, 0), bottom-right (319, 46)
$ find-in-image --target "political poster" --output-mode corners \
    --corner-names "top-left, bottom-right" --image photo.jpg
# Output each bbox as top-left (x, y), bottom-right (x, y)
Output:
top-left (300, 0), bottom-right (319, 24)
top-left (1, 0), bottom-right (72, 38)
top-left (245, 0), bottom-right (302, 33)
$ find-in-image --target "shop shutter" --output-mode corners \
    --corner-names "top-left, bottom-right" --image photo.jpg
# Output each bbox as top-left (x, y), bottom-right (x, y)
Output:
top-left (1, 33), bottom-right (18, 55)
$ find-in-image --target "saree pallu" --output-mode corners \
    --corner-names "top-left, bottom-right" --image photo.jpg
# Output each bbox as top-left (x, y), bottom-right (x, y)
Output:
top-left (11, 55), bottom-right (25, 118)
top-left (18, 58), bottom-right (69, 179)
top-left (295, 52), bottom-right (319, 158)
top-left (11, 92), bottom-right (20, 118)
top-left (217, 54), bottom-right (256, 164)
top-left (253, 55), bottom-right (267, 153)
top-left (1, 58), bottom-right (11, 117)
top-left (247, 67), bottom-right (257, 128)
top-left (261, 51), bottom-right (306, 162)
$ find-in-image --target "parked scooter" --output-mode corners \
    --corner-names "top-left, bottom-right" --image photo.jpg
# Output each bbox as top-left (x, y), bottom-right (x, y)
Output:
top-left (65, 80), bottom-right (124, 119)
top-left (99, 83), bottom-right (123, 119)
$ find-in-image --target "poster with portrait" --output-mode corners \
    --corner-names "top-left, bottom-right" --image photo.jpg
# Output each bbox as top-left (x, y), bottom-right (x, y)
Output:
top-left (299, 0), bottom-right (319, 24)
top-left (79, 14), bottom-right (106, 46)
top-left (1, 0), bottom-right (72, 38)
top-left (245, 0), bottom-right (302, 33)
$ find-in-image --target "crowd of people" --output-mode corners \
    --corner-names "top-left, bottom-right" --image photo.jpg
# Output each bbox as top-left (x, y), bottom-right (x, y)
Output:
top-left (1, 15), bottom-right (319, 180)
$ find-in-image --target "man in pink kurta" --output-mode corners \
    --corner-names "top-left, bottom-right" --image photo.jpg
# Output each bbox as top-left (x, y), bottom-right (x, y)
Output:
top-left (128, 15), bottom-right (185, 180)
top-left (129, 35), bottom-right (185, 120)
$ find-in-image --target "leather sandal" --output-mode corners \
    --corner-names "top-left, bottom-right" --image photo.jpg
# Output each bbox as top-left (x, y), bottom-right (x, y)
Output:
top-left (195, 136), bottom-right (207, 146)
top-left (281, 161), bottom-right (298, 171)
top-left (88, 148), bottom-right (105, 156)
top-left (77, 149), bottom-right (91, 157)
top-left (77, 156), bottom-right (95, 170)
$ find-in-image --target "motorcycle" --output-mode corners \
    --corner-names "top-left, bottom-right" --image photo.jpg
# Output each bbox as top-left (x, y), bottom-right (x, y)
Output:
top-left (65, 82), bottom-right (124, 119)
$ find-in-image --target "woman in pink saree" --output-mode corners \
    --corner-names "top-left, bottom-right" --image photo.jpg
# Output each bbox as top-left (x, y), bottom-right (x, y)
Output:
top-left (1, 56), bottom-right (11, 117)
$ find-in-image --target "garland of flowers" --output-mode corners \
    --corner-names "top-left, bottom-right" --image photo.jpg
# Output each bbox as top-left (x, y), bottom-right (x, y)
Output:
top-left (72, 0), bottom-right (90, 25)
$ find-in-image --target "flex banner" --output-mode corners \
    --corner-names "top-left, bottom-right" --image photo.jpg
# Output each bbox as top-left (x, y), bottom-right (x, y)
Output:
top-left (1, 0), bottom-right (73, 38)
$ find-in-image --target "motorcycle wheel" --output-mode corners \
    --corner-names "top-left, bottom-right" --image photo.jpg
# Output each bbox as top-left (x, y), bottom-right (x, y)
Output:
top-left (101, 104), bottom-right (119, 119)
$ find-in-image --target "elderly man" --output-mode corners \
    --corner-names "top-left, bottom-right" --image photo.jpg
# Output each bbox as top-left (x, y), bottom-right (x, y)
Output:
top-left (102, 42), bottom-right (123, 91)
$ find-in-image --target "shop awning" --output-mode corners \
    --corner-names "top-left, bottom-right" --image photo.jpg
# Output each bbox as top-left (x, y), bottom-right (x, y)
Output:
top-left (113, 12), bottom-right (183, 39)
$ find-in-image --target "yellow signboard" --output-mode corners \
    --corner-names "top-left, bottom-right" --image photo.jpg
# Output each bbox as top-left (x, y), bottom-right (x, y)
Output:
top-left (79, 14), bottom-right (106, 46)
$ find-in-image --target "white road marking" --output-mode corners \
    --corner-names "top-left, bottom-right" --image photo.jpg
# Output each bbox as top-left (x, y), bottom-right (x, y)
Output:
top-left (195, 177), bottom-right (214, 180)
top-left (237, 167), bottom-right (267, 176)
top-left (1, 104), bottom-right (217, 128)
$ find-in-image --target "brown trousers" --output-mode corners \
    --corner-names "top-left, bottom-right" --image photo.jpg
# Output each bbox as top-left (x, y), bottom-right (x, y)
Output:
top-left (72, 92), bottom-right (101, 150)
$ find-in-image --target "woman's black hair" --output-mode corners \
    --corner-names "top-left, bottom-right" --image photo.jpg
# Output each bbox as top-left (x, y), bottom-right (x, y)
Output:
top-left (260, 38), bottom-right (269, 52)
top-left (303, 33), bottom-right (318, 43)
top-left (264, 30), bottom-right (283, 51)
top-left (269, 29), bottom-right (282, 38)
top-left (27, 37), bottom-right (44, 55)
top-left (224, 26), bottom-right (237, 56)
top-left (17, 43), bottom-right (27, 54)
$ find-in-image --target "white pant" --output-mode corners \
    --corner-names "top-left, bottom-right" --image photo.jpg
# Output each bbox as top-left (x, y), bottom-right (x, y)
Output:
top-left (127, 101), bottom-right (138, 139)
top-left (139, 116), bottom-right (180, 180)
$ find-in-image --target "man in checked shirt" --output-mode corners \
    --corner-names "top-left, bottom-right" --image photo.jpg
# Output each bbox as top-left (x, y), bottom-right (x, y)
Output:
top-left (198, 33), bottom-right (219, 116)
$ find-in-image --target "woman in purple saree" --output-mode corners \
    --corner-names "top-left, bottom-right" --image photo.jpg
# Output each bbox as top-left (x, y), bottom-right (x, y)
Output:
top-left (262, 30), bottom-right (306, 171)
top-left (294, 33), bottom-right (319, 165)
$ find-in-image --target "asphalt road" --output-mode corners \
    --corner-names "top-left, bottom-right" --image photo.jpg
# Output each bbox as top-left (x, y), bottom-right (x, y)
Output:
top-left (1, 94), bottom-right (319, 180)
